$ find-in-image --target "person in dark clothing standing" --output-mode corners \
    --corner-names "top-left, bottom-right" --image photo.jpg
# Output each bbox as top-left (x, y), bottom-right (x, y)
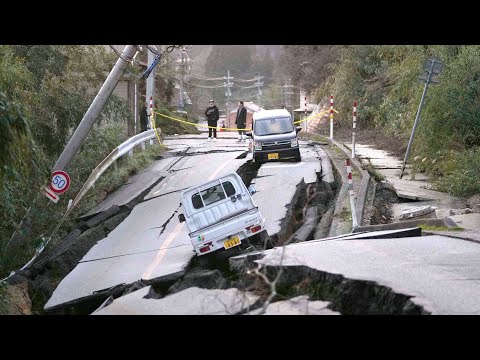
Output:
top-left (140, 103), bottom-right (148, 132)
top-left (205, 99), bottom-right (219, 141)
top-left (235, 101), bottom-right (247, 142)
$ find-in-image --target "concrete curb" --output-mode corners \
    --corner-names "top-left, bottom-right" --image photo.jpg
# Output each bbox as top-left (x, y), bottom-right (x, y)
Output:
top-left (317, 135), bottom-right (371, 227)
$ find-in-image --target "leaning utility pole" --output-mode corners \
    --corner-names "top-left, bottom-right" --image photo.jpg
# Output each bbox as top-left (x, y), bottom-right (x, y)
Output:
top-left (53, 45), bottom-right (138, 172)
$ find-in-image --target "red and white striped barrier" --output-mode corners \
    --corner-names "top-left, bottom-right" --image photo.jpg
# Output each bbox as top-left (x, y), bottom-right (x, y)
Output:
top-left (330, 95), bottom-right (334, 139)
top-left (352, 101), bottom-right (357, 158)
top-left (345, 158), bottom-right (359, 228)
top-left (149, 96), bottom-right (154, 145)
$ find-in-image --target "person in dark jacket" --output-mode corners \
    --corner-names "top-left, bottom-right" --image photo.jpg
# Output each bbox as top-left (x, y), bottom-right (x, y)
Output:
top-left (235, 101), bottom-right (247, 142)
top-left (205, 99), bottom-right (219, 141)
top-left (140, 104), bottom-right (148, 132)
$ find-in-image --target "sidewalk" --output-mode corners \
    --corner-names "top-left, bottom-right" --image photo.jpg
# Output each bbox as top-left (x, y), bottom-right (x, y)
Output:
top-left (348, 142), bottom-right (478, 230)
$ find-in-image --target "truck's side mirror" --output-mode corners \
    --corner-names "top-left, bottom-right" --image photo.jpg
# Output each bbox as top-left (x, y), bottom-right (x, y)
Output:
top-left (248, 185), bottom-right (256, 195)
top-left (245, 131), bottom-right (252, 138)
top-left (296, 126), bottom-right (302, 133)
top-left (178, 213), bottom-right (185, 223)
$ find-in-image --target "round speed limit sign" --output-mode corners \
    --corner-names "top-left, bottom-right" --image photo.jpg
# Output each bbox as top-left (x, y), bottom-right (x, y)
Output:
top-left (49, 170), bottom-right (71, 194)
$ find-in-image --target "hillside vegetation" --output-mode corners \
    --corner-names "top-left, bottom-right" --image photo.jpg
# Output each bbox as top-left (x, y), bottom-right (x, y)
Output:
top-left (279, 45), bottom-right (480, 197)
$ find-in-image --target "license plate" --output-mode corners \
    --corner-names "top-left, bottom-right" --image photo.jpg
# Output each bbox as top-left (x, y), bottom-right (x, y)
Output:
top-left (223, 235), bottom-right (241, 249)
top-left (268, 153), bottom-right (279, 160)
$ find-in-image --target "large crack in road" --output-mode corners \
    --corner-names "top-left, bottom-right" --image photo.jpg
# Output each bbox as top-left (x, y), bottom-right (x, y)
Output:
top-left (9, 138), bottom-right (441, 315)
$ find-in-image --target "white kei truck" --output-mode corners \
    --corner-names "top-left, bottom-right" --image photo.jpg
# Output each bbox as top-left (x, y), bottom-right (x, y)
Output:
top-left (178, 172), bottom-right (268, 258)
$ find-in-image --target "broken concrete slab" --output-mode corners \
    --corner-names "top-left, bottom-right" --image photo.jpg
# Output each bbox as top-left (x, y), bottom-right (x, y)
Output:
top-left (83, 157), bottom-right (177, 218)
top-left (44, 230), bottom-right (193, 311)
top-left (399, 205), bottom-right (437, 220)
top-left (313, 227), bottom-right (422, 242)
top-left (354, 145), bottom-right (403, 169)
top-left (448, 213), bottom-right (480, 230)
top-left (396, 201), bottom-right (468, 222)
top-left (291, 206), bottom-right (319, 243)
top-left (253, 158), bottom-right (320, 237)
top-left (42, 252), bottom-right (163, 310)
top-left (254, 234), bottom-right (480, 314)
top-left (247, 295), bottom-right (340, 315)
top-left (315, 146), bottom-right (334, 184)
top-left (80, 193), bottom-right (187, 261)
top-left (421, 229), bottom-right (480, 244)
top-left (380, 170), bottom-right (455, 202)
top-left (93, 286), bottom-right (259, 315)
top-left (167, 269), bottom-right (228, 294)
top-left (449, 208), bottom-right (473, 215)
top-left (229, 251), bottom-right (266, 273)
top-left (144, 152), bottom-right (248, 200)
top-left (84, 205), bottom-right (121, 229)
top-left (353, 218), bottom-right (457, 233)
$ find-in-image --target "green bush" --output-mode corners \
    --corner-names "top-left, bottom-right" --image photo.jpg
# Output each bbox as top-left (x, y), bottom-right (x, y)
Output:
top-left (434, 147), bottom-right (480, 197)
top-left (154, 103), bottom-right (200, 135)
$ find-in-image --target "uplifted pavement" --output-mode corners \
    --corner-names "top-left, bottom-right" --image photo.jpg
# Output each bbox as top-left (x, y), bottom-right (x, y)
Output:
top-left (239, 231), bottom-right (480, 314)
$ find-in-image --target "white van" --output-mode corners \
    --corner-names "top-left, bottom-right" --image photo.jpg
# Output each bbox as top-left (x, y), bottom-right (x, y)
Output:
top-left (178, 172), bottom-right (267, 258)
top-left (246, 109), bottom-right (302, 163)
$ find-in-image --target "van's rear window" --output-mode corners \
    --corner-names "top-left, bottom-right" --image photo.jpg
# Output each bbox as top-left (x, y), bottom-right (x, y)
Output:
top-left (192, 181), bottom-right (236, 209)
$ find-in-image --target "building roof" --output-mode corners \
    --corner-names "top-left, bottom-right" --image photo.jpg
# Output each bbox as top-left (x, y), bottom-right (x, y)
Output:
top-left (253, 108), bottom-right (292, 120)
top-left (229, 101), bottom-right (264, 114)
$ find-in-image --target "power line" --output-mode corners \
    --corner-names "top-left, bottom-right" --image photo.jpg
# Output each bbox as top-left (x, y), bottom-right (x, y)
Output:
top-left (234, 84), bottom-right (258, 89)
top-left (233, 76), bottom-right (260, 82)
top-left (191, 75), bottom-right (226, 81)
top-left (190, 83), bottom-right (225, 89)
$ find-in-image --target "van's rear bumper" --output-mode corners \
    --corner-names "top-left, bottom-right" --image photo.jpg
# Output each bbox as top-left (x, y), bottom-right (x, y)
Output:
top-left (255, 147), bottom-right (300, 161)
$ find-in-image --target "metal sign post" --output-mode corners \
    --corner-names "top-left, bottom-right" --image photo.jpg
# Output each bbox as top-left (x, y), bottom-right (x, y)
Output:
top-left (400, 57), bottom-right (443, 179)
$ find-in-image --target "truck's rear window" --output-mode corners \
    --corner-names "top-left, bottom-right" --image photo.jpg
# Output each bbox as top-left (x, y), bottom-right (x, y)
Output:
top-left (191, 181), bottom-right (236, 209)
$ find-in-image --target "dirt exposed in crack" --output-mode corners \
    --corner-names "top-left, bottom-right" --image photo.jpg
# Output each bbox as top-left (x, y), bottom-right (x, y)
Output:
top-left (369, 181), bottom-right (400, 225)
top-left (242, 264), bottom-right (429, 315)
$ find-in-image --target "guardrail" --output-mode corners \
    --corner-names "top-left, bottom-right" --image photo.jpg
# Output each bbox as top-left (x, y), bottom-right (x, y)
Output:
top-left (69, 128), bottom-right (159, 211)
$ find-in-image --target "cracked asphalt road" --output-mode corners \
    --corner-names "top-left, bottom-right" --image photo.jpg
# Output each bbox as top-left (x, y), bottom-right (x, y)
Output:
top-left (45, 134), bottom-right (321, 311)
top-left (45, 135), bottom-right (250, 309)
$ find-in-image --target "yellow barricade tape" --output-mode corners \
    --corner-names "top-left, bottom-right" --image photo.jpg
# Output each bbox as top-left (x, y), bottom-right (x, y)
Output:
top-left (153, 108), bottom-right (339, 132)
top-left (150, 113), bottom-right (163, 145)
